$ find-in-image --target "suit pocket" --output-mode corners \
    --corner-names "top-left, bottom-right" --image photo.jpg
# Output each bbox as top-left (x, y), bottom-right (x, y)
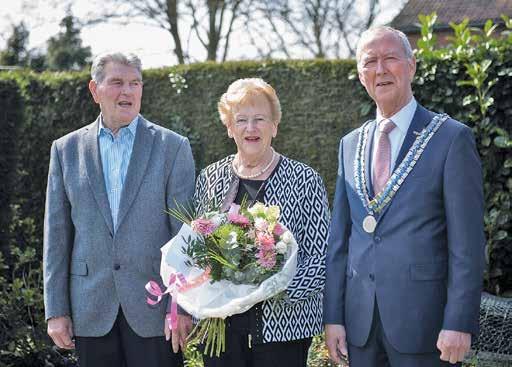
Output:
top-left (70, 260), bottom-right (88, 276)
top-left (410, 261), bottom-right (447, 281)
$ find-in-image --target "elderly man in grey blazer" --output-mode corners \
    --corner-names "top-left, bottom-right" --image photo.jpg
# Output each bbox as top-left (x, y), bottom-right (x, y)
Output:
top-left (43, 52), bottom-right (195, 367)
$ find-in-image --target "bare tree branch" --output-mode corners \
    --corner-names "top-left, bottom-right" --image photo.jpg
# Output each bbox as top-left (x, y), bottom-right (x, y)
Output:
top-left (222, 0), bottom-right (243, 61)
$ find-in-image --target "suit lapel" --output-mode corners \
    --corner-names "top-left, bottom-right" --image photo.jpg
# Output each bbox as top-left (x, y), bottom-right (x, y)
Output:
top-left (393, 105), bottom-right (434, 170)
top-left (115, 117), bottom-right (155, 231)
top-left (365, 120), bottom-right (376, 198)
top-left (84, 117), bottom-right (114, 235)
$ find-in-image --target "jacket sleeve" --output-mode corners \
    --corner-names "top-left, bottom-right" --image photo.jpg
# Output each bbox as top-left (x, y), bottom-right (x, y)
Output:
top-left (43, 141), bottom-right (74, 320)
top-left (323, 138), bottom-right (351, 325)
top-left (166, 137), bottom-right (196, 237)
top-left (442, 125), bottom-right (485, 336)
top-left (285, 171), bottom-right (330, 304)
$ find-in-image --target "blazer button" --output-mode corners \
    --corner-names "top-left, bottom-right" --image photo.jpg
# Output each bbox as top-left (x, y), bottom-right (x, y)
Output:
top-left (369, 273), bottom-right (375, 281)
top-left (114, 263), bottom-right (121, 270)
top-left (374, 236), bottom-right (381, 243)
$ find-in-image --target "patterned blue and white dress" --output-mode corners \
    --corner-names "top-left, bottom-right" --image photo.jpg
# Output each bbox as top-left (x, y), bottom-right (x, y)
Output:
top-left (194, 154), bottom-right (330, 344)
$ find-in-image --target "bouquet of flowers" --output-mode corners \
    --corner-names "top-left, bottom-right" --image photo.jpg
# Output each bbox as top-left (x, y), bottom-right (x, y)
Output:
top-left (146, 201), bottom-right (298, 357)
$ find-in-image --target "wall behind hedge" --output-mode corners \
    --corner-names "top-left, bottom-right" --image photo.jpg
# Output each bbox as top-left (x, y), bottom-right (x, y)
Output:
top-left (0, 56), bottom-right (510, 293)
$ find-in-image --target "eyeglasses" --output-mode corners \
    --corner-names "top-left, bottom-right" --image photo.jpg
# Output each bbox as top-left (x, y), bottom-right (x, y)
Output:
top-left (234, 116), bottom-right (272, 127)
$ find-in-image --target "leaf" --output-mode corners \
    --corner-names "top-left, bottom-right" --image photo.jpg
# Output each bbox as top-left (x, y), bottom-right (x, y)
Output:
top-left (507, 178), bottom-right (512, 191)
top-left (494, 230), bottom-right (508, 241)
top-left (494, 136), bottom-right (512, 148)
top-left (462, 94), bottom-right (477, 106)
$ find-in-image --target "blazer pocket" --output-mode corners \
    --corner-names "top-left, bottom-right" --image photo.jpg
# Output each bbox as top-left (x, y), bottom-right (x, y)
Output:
top-left (410, 261), bottom-right (447, 281)
top-left (70, 260), bottom-right (88, 276)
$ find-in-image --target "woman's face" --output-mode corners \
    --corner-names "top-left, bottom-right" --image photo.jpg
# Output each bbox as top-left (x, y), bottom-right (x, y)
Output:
top-left (227, 95), bottom-right (277, 161)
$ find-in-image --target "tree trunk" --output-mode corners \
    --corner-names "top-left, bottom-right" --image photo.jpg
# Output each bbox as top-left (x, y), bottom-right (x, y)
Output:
top-left (166, 0), bottom-right (185, 64)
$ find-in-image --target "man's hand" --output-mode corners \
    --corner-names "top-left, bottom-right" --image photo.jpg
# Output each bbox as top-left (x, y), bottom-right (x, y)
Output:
top-left (325, 324), bottom-right (348, 364)
top-left (437, 329), bottom-right (471, 364)
top-left (47, 316), bottom-right (75, 349)
top-left (165, 315), bottom-right (193, 353)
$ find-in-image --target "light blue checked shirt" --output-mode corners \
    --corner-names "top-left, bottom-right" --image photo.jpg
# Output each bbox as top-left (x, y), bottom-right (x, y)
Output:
top-left (98, 115), bottom-right (139, 230)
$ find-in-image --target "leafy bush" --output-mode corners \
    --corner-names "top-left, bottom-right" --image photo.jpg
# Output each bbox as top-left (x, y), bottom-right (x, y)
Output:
top-left (0, 205), bottom-right (75, 366)
top-left (414, 13), bottom-right (512, 296)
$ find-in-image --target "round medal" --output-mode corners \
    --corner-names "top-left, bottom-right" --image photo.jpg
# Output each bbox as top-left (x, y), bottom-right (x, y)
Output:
top-left (363, 215), bottom-right (377, 233)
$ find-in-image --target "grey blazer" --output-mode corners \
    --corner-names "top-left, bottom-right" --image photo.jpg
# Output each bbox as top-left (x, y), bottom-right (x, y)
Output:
top-left (43, 115), bottom-right (195, 337)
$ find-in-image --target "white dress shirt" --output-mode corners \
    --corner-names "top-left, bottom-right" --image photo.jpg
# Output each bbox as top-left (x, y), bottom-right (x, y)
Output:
top-left (372, 97), bottom-right (417, 171)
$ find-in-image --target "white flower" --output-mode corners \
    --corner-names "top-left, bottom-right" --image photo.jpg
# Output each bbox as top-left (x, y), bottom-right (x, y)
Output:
top-left (276, 241), bottom-right (287, 254)
top-left (254, 217), bottom-right (269, 232)
top-left (248, 202), bottom-right (266, 217)
top-left (281, 231), bottom-right (293, 244)
top-left (227, 231), bottom-right (238, 246)
top-left (266, 206), bottom-right (280, 222)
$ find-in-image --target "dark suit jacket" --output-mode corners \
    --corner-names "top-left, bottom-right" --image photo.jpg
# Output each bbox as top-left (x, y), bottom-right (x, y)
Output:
top-left (323, 104), bottom-right (485, 353)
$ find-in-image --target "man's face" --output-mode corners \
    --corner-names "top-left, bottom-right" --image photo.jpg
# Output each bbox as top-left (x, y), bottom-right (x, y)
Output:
top-left (89, 62), bottom-right (143, 126)
top-left (358, 31), bottom-right (416, 116)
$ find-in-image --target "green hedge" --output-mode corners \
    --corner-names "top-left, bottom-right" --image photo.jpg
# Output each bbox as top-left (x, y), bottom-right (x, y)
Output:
top-left (0, 17), bottom-right (510, 366)
top-left (0, 80), bottom-right (22, 252)
top-left (142, 60), bottom-right (367, 195)
top-left (0, 60), bottom-right (368, 256)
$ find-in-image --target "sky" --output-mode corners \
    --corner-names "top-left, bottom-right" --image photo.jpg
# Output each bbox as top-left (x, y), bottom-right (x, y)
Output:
top-left (0, 0), bottom-right (407, 69)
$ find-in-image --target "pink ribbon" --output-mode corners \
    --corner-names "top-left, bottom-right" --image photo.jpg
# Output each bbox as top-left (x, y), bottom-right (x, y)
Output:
top-left (145, 270), bottom-right (210, 331)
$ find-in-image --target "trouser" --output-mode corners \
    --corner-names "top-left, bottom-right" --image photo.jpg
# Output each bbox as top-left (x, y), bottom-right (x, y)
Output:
top-left (202, 311), bottom-right (312, 367)
top-left (75, 308), bottom-right (183, 367)
top-left (348, 301), bottom-right (461, 367)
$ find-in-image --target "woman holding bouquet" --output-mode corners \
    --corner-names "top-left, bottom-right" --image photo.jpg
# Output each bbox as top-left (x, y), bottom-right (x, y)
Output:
top-left (191, 78), bottom-right (330, 366)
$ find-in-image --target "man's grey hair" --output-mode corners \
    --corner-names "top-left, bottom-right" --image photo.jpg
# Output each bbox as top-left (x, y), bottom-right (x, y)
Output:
top-left (356, 26), bottom-right (414, 66)
top-left (91, 52), bottom-right (142, 83)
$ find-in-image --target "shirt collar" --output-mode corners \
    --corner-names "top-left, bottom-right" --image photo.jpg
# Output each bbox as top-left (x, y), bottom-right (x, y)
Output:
top-left (98, 114), bottom-right (139, 137)
top-left (376, 97), bottom-right (417, 135)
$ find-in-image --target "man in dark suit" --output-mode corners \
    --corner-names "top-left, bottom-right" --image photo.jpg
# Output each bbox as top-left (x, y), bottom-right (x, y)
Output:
top-left (43, 52), bottom-right (195, 367)
top-left (324, 26), bottom-right (485, 366)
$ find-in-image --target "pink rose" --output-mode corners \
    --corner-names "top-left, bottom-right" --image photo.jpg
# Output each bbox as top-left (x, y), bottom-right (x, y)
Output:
top-left (227, 213), bottom-right (251, 227)
top-left (191, 218), bottom-right (217, 236)
top-left (227, 203), bottom-right (250, 227)
top-left (273, 223), bottom-right (286, 236)
top-left (256, 248), bottom-right (277, 269)
top-left (256, 232), bottom-right (275, 249)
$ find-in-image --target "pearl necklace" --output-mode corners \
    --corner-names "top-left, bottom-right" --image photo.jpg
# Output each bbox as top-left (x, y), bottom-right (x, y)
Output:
top-left (232, 148), bottom-right (277, 179)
